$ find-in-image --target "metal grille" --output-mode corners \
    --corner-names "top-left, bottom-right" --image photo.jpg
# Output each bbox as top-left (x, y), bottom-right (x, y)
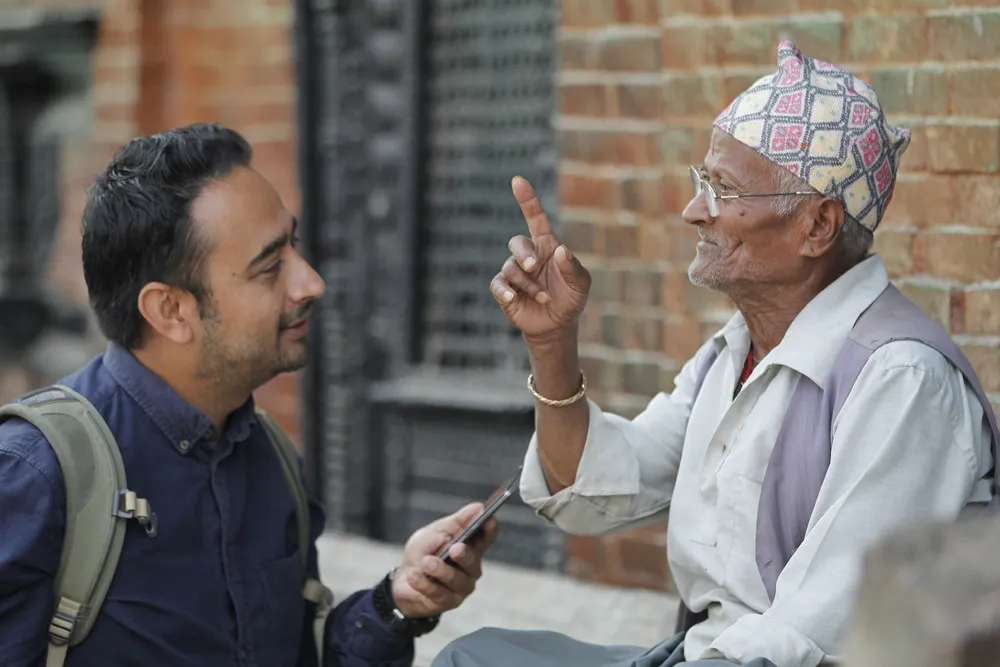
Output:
top-left (308, 0), bottom-right (379, 533)
top-left (418, 0), bottom-right (558, 371)
top-left (299, 0), bottom-right (564, 571)
top-left (302, 0), bottom-right (417, 533)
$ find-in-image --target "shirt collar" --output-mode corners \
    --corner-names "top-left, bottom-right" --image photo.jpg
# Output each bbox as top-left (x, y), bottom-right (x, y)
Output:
top-left (103, 343), bottom-right (257, 456)
top-left (710, 254), bottom-right (891, 387)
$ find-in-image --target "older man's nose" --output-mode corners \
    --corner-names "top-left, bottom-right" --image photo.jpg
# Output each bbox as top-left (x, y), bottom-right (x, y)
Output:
top-left (683, 192), bottom-right (711, 227)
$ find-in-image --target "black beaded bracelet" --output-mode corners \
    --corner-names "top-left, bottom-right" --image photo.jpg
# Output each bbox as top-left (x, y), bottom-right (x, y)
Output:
top-left (371, 569), bottom-right (440, 638)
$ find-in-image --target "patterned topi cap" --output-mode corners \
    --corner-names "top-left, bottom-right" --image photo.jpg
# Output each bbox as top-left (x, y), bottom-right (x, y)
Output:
top-left (713, 41), bottom-right (910, 232)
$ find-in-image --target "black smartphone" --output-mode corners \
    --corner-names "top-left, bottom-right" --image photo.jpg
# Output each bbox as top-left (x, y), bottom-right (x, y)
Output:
top-left (438, 466), bottom-right (522, 566)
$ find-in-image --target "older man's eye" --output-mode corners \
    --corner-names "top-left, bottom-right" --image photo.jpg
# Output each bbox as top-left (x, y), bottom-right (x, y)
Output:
top-left (718, 181), bottom-right (736, 192)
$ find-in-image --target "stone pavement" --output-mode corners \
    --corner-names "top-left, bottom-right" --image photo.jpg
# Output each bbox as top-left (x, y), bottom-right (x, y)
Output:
top-left (317, 533), bottom-right (679, 667)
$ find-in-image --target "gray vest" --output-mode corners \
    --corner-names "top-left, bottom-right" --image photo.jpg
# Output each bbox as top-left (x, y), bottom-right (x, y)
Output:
top-left (688, 283), bottom-right (999, 608)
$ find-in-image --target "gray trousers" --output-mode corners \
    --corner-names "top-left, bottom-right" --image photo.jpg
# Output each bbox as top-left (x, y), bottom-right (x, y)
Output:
top-left (430, 628), bottom-right (779, 667)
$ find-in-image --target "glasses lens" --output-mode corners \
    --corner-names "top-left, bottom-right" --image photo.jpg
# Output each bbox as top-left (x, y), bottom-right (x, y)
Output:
top-left (689, 166), bottom-right (701, 196)
top-left (706, 185), bottom-right (719, 217)
top-left (690, 167), bottom-right (720, 217)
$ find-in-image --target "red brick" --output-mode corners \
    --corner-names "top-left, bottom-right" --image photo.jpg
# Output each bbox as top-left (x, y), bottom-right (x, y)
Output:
top-left (594, 36), bottom-right (662, 72)
top-left (582, 354), bottom-right (626, 393)
top-left (664, 316), bottom-right (705, 361)
top-left (961, 344), bottom-right (1000, 394)
top-left (873, 229), bottom-right (916, 277)
top-left (238, 102), bottom-right (294, 127)
top-left (880, 174), bottom-right (957, 229)
top-left (559, 130), bottom-right (663, 166)
top-left (714, 20), bottom-right (780, 66)
top-left (897, 283), bottom-right (952, 331)
top-left (899, 124), bottom-right (929, 173)
top-left (661, 127), bottom-right (711, 166)
top-left (559, 84), bottom-right (609, 117)
top-left (561, 0), bottom-right (617, 28)
top-left (559, 173), bottom-right (620, 209)
top-left (925, 123), bottom-right (1000, 174)
top-left (731, 0), bottom-right (796, 15)
top-left (663, 170), bottom-right (695, 214)
top-left (559, 37), bottom-right (593, 70)
top-left (721, 69), bottom-right (772, 106)
top-left (622, 269), bottom-right (662, 306)
top-left (847, 15), bottom-right (928, 64)
top-left (928, 10), bottom-right (1000, 61)
top-left (614, 0), bottom-right (659, 23)
top-left (558, 218), bottom-right (601, 255)
top-left (955, 176), bottom-right (1000, 229)
top-left (846, 0), bottom-right (949, 9)
top-left (589, 266), bottom-right (622, 302)
top-left (613, 536), bottom-right (671, 589)
top-left (659, 0), bottom-right (731, 14)
top-left (965, 288), bottom-right (1000, 336)
top-left (615, 83), bottom-right (663, 119)
top-left (622, 315), bottom-right (664, 351)
top-left (662, 72), bottom-right (723, 118)
top-left (668, 219), bottom-right (700, 263)
top-left (918, 231), bottom-right (1000, 283)
top-left (786, 16), bottom-right (845, 63)
top-left (867, 67), bottom-right (949, 116)
top-left (622, 176), bottom-right (667, 215)
top-left (661, 22), bottom-right (714, 69)
top-left (637, 216), bottom-right (672, 262)
top-left (951, 65), bottom-right (1000, 117)
top-left (605, 225), bottom-right (640, 257)
top-left (567, 536), bottom-right (608, 580)
top-left (579, 308), bottom-right (604, 344)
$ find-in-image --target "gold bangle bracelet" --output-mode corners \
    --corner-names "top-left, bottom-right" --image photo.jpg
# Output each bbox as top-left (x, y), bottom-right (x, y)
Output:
top-left (526, 371), bottom-right (587, 408)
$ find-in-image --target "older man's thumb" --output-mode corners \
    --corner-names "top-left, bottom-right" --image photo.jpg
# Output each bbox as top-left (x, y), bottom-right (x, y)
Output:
top-left (555, 244), bottom-right (574, 270)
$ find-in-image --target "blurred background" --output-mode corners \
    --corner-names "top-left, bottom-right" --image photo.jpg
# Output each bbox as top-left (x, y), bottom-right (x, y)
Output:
top-left (1, 0), bottom-right (998, 606)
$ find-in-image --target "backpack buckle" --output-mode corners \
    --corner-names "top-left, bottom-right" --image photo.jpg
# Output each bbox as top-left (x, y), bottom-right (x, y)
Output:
top-left (113, 490), bottom-right (158, 537)
top-left (48, 597), bottom-right (81, 646)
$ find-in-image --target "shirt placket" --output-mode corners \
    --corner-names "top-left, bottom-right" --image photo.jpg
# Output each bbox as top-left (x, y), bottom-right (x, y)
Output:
top-left (210, 440), bottom-right (256, 667)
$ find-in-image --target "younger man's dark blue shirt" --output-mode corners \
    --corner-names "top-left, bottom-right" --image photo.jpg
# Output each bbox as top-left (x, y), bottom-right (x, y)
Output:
top-left (0, 344), bottom-right (414, 667)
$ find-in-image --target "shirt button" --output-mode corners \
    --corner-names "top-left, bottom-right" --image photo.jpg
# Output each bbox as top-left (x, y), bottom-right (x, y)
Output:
top-left (356, 618), bottom-right (365, 629)
top-left (238, 648), bottom-right (247, 660)
top-left (178, 439), bottom-right (191, 451)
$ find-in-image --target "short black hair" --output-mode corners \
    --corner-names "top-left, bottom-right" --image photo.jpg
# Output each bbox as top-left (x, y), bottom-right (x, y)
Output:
top-left (82, 123), bottom-right (253, 348)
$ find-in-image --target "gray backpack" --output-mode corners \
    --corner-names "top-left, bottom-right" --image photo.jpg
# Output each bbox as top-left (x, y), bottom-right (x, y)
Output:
top-left (0, 384), bottom-right (334, 667)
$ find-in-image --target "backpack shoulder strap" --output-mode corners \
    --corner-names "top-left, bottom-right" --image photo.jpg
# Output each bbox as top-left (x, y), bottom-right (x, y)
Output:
top-left (255, 409), bottom-right (309, 573)
top-left (254, 409), bottom-right (334, 663)
top-left (0, 384), bottom-right (154, 667)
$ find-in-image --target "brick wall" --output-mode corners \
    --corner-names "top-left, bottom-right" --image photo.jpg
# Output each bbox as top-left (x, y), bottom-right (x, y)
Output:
top-left (5, 0), bottom-right (304, 442)
top-left (558, 0), bottom-right (1000, 591)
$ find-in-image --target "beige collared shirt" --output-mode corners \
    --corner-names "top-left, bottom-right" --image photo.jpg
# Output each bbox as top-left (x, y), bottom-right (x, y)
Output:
top-left (520, 255), bottom-right (994, 667)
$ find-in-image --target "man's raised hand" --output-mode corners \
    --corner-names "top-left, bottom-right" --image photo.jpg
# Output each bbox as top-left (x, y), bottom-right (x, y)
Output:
top-left (490, 176), bottom-right (591, 342)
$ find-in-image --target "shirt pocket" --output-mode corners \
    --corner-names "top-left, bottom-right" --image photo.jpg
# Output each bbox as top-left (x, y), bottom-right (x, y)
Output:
top-left (254, 550), bottom-right (306, 666)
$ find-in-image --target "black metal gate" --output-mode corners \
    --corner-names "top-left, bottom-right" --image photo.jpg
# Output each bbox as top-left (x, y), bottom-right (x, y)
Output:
top-left (296, 0), bottom-right (563, 570)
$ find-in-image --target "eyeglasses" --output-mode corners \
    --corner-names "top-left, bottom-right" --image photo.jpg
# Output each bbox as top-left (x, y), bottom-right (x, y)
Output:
top-left (689, 165), bottom-right (820, 217)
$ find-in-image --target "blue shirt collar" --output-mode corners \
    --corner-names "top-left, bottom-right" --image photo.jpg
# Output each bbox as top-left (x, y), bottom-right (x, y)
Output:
top-left (103, 343), bottom-right (256, 456)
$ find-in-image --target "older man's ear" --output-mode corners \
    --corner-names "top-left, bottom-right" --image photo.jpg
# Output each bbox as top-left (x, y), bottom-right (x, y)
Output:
top-left (800, 198), bottom-right (847, 259)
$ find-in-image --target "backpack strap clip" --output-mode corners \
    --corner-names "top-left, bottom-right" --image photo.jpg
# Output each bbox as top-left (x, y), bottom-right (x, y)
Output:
top-left (113, 490), bottom-right (158, 538)
top-left (47, 597), bottom-right (81, 647)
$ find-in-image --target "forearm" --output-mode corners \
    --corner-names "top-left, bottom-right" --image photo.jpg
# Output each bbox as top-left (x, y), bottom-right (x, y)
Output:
top-left (525, 329), bottom-right (590, 494)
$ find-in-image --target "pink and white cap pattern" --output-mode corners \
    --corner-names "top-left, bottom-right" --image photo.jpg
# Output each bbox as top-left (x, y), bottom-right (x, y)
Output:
top-left (712, 41), bottom-right (910, 232)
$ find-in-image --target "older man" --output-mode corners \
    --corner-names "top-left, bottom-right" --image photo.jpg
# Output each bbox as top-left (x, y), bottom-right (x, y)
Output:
top-left (432, 42), bottom-right (998, 667)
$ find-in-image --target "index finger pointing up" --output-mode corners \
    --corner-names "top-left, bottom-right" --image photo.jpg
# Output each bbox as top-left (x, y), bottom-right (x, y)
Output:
top-left (512, 176), bottom-right (554, 239)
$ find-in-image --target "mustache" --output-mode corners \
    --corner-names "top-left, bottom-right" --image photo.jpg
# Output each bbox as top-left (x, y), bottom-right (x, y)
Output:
top-left (698, 230), bottom-right (719, 245)
top-left (279, 303), bottom-right (313, 329)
